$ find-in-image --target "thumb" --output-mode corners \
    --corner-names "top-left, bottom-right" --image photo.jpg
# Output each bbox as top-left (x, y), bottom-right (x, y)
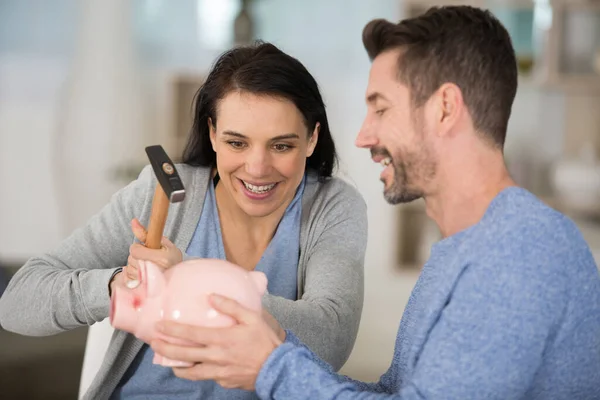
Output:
top-left (209, 294), bottom-right (256, 325)
top-left (131, 218), bottom-right (148, 243)
top-left (160, 236), bottom-right (175, 250)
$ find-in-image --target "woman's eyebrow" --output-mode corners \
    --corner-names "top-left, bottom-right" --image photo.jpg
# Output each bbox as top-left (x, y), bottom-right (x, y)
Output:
top-left (222, 131), bottom-right (300, 140)
top-left (271, 133), bottom-right (300, 140)
top-left (222, 130), bottom-right (247, 139)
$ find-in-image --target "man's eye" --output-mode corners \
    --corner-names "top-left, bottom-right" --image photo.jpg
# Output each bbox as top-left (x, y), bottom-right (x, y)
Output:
top-left (227, 141), bottom-right (245, 149)
top-left (376, 109), bottom-right (386, 116)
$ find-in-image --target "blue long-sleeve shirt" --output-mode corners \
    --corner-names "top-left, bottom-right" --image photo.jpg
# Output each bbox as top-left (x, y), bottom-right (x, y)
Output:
top-left (255, 187), bottom-right (600, 399)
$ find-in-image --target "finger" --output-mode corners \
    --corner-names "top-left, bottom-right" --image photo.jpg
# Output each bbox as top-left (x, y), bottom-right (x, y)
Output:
top-left (261, 309), bottom-right (282, 335)
top-left (131, 218), bottom-right (148, 243)
top-left (122, 265), bottom-right (140, 288)
top-left (161, 236), bottom-right (175, 250)
top-left (156, 320), bottom-right (225, 346)
top-left (129, 244), bottom-right (163, 266)
top-left (151, 339), bottom-right (224, 365)
top-left (129, 243), bottom-right (171, 269)
top-left (209, 294), bottom-right (258, 325)
top-left (124, 262), bottom-right (139, 280)
top-left (127, 255), bottom-right (140, 271)
top-left (173, 363), bottom-right (224, 382)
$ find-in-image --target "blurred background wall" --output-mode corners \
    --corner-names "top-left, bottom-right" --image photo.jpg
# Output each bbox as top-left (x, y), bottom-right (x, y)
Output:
top-left (1, 0), bottom-right (600, 398)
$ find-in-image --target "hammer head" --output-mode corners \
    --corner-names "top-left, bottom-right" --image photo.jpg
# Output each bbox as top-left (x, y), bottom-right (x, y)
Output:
top-left (145, 145), bottom-right (186, 203)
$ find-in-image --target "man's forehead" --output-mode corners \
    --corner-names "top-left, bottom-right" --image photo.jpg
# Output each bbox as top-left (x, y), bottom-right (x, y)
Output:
top-left (371, 49), bottom-right (402, 77)
top-left (366, 50), bottom-right (403, 102)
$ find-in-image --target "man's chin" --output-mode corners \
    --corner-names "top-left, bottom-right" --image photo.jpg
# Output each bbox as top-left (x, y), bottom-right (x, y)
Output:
top-left (384, 187), bottom-right (422, 205)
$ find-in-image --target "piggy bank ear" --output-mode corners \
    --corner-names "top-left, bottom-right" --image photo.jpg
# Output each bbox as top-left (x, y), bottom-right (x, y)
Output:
top-left (139, 260), bottom-right (165, 298)
top-left (249, 271), bottom-right (268, 295)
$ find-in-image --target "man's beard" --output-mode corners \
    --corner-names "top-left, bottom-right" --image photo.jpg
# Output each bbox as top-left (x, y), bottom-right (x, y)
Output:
top-left (383, 157), bottom-right (423, 204)
top-left (373, 145), bottom-right (436, 205)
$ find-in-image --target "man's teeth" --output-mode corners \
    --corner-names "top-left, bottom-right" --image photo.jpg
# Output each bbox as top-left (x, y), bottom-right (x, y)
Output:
top-left (243, 181), bottom-right (276, 193)
top-left (381, 157), bottom-right (391, 167)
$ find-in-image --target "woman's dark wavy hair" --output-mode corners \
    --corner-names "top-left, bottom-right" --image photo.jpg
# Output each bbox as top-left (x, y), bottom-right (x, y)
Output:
top-left (182, 41), bottom-right (337, 180)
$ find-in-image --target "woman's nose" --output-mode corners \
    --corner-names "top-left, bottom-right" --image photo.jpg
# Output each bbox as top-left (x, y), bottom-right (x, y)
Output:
top-left (245, 150), bottom-right (271, 177)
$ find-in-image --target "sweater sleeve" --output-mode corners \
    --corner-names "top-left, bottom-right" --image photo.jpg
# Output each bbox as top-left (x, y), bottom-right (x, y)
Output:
top-left (255, 257), bottom-right (566, 399)
top-left (262, 181), bottom-right (368, 371)
top-left (0, 166), bottom-right (155, 336)
top-left (256, 343), bottom-right (407, 400)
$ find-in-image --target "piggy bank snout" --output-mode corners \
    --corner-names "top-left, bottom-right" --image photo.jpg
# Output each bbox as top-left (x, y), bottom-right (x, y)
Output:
top-left (110, 285), bottom-right (139, 333)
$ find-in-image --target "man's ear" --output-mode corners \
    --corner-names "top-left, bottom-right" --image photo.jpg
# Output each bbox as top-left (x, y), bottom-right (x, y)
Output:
top-left (433, 83), bottom-right (464, 138)
top-left (208, 118), bottom-right (217, 151)
top-left (306, 122), bottom-right (320, 157)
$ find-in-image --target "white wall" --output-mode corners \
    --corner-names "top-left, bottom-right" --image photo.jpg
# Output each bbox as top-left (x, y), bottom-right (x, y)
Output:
top-left (0, 56), bottom-right (66, 260)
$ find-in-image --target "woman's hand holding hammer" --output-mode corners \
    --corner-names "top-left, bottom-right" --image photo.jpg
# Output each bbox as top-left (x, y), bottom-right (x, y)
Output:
top-left (110, 218), bottom-right (182, 293)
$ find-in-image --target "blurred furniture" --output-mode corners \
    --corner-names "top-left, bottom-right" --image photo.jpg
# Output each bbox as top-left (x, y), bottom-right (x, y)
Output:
top-left (396, 201), bottom-right (441, 268)
top-left (0, 262), bottom-right (87, 399)
top-left (157, 72), bottom-right (207, 161)
top-left (0, 328), bottom-right (87, 400)
top-left (0, 268), bottom-right (7, 298)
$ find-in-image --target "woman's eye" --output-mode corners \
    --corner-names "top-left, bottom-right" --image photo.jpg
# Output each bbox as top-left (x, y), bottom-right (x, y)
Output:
top-left (376, 109), bottom-right (386, 116)
top-left (227, 141), bottom-right (245, 149)
top-left (273, 144), bottom-right (293, 152)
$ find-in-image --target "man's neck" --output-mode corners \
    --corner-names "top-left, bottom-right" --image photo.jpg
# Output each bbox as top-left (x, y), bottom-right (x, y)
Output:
top-left (423, 151), bottom-right (517, 238)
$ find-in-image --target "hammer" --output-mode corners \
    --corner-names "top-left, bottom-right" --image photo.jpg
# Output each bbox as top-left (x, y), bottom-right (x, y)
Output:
top-left (144, 145), bottom-right (186, 250)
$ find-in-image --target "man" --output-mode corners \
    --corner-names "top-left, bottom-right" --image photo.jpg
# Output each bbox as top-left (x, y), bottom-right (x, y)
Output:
top-left (150, 6), bottom-right (600, 399)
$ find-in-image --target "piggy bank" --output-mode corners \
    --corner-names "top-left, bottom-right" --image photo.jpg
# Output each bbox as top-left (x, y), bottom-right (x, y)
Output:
top-left (109, 258), bottom-right (267, 367)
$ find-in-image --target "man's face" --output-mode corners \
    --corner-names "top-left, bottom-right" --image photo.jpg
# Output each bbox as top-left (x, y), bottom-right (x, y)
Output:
top-left (355, 50), bottom-right (437, 204)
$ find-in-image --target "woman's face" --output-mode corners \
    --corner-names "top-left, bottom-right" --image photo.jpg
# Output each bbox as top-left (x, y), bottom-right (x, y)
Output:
top-left (210, 91), bottom-right (319, 218)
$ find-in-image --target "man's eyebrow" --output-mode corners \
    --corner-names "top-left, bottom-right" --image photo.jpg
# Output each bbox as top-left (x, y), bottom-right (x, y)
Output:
top-left (366, 92), bottom-right (386, 104)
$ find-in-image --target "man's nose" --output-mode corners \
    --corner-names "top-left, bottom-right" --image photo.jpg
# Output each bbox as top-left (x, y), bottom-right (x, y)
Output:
top-left (355, 119), bottom-right (378, 149)
top-left (245, 149), bottom-right (271, 177)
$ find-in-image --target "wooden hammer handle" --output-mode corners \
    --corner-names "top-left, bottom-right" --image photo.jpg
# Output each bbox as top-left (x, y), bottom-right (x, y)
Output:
top-left (146, 184), bottom-right (170, 249)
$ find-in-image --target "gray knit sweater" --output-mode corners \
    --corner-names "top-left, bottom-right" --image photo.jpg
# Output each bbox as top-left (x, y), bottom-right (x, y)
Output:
top-left (0, 164), bottom-right (368, 399)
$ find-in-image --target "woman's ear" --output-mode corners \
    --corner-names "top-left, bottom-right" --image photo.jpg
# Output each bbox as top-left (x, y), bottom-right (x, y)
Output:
top-left (306, 122), bottom-right (320, 157)
top-left (208, 118), bottom-right (217, 152)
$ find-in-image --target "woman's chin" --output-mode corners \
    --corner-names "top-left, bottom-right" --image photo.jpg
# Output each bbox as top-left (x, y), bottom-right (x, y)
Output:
top-left (236, 193), bottom-right (286, 218)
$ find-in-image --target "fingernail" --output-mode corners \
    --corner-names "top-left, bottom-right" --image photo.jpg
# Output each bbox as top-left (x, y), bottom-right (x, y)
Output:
top-left (126, 279), bottom-right (140, 289)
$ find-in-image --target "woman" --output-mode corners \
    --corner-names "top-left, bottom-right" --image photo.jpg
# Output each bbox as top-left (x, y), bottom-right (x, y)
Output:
top-left (0, 42), bottom-right (367, 399)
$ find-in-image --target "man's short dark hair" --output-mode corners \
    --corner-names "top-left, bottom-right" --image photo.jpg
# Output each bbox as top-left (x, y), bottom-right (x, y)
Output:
top-left (363, 6), bottom-right (518, 148)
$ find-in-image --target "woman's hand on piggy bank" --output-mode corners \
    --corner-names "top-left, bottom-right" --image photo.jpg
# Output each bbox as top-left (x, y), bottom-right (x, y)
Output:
top-left (117, 218), bottom-right (183, 289)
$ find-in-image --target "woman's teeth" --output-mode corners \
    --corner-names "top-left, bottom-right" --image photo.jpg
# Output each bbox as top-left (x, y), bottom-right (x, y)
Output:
top-left (381, 157), bottom-right (391, 167)
top-left (243, 181), bottom-right (276, 194)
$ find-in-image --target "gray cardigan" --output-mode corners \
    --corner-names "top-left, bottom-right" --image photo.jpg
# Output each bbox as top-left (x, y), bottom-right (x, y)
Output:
top-left (0, 164), bottom-right (367, 399)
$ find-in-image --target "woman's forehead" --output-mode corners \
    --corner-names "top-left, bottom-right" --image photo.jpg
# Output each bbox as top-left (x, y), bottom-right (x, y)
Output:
top-left (215, 92), bottom-right (308, 137)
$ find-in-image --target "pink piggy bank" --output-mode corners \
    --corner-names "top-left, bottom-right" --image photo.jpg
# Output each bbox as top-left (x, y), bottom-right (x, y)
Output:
top-left (109, 258), bottom-right (267, 367)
